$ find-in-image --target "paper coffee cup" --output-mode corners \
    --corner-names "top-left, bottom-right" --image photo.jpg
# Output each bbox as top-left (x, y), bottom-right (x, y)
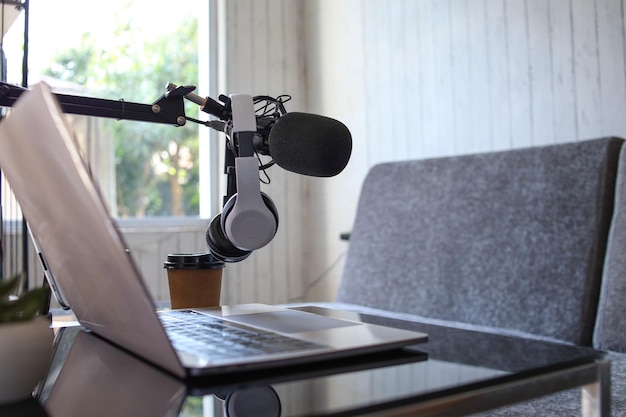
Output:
top-left (164, 252), bottom-right (225, 309)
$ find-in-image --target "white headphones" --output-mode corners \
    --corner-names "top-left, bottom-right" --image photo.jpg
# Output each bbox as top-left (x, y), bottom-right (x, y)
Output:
top-left (206, 94), bottom-right (279, 262)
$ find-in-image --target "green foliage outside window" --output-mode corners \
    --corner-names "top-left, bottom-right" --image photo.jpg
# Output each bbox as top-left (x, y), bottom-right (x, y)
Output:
top-left (44, 14), bottom-right (200, 217)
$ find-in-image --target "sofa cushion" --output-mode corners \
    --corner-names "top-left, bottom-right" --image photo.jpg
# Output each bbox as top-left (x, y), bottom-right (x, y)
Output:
top-left (594, 146), bottom-right (626, 353)
top-left (338, 138), bottom-right (624, 346)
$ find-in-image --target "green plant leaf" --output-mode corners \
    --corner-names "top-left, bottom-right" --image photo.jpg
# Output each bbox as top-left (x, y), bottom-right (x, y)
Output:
top-left (0, 287), bottom-right (49, 323)
top-left (0, 274), bottom-right (21, 302)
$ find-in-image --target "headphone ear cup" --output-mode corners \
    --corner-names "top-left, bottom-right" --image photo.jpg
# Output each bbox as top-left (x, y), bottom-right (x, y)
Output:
top-left (221, 192), bottom-right (279, 251)
top-left (207, 192), bottom-right (279, 262)
top-left (206, 213), bottom-right (251, 263)
top-left (221, 192), bottom-right (279, 232)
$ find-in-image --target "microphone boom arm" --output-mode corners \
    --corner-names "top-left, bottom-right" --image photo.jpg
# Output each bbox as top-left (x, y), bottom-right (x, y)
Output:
top-left (0, 82), bottom-right (190, 126)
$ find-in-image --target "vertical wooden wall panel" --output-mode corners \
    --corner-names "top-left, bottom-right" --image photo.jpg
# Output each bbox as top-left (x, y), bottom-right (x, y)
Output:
top-left (433, 0), bottom-right (456, 157)
top-left (362, 0), bottom-right (380, 167)
top-left (389, 2), bottom-right (408, 161)
top-left (296, 1), bottom-right (363, 302)
top-left (466, 0), bottom-right (492, 154)
top-left (485, 0), bottom-right (512, 150)
top-left (450, 0), bottom-right (472, 154)
top-left (363, 0), bottom-right (393, 166)
top-left (418, 0), bottom-right (438, 157)
top-left (404, 0), bottom-right (422, 158)
top-left (506, 0), bottom-right (533, 147)
top-left (549, 0), bottom-right (578, 142)
top-left (597, 0), bottom-right (626, 136)
top-left (572, 0), bottom-right (603, 139)
top-left (527, 0), bottom-right (556, 145)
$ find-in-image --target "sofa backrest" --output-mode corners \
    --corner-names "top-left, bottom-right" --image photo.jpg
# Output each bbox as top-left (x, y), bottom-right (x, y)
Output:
top-left (595, 145), bottom-right (626, 353)
top-left (338, 138), bottom-right (624, 346)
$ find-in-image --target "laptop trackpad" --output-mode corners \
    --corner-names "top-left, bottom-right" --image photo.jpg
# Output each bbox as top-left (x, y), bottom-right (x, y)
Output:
top-left (225, 310), bottom-right (359, 334)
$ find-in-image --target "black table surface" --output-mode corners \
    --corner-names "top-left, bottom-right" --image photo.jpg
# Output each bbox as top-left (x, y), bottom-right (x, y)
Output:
top-left (1, 306), bottom-right (605, 417)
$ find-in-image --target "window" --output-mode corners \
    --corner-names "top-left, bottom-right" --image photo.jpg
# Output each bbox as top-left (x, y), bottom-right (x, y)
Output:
top-left (2, 0), bottom-right (214, 219)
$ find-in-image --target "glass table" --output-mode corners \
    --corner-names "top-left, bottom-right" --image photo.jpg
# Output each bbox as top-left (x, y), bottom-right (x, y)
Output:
top-left (1, 306), bottom-right (609, 417)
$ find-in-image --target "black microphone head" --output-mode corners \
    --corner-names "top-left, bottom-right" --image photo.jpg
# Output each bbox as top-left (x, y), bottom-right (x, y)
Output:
top-left (268, 112), bottom-right (352, 177)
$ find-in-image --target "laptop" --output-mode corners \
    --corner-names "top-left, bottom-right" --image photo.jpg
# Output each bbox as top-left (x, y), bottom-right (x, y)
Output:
top-left (0, 83), bottom-right (427, 378)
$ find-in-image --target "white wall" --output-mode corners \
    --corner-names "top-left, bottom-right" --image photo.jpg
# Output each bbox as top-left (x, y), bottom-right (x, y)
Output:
top-left (300, 0), bottom-right (626, 300)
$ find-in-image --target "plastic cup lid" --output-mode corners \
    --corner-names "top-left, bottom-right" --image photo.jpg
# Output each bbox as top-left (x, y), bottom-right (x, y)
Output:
top-left (164, 252), bottom-right (225, 269)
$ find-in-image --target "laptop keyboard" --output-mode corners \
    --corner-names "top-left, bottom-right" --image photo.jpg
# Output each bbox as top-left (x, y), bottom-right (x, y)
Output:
top-left (159, 310), bottom-right (325, 361)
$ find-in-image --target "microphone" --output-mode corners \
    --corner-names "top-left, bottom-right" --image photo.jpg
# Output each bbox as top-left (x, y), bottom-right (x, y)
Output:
top-left (268, 112), bottom-right (352, 177)
top-left (168, 84), bottom-right (352, 177)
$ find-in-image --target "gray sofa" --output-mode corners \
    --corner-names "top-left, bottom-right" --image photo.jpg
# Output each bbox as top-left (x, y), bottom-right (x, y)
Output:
top-left (322, 138), bottom-right (626, 415)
